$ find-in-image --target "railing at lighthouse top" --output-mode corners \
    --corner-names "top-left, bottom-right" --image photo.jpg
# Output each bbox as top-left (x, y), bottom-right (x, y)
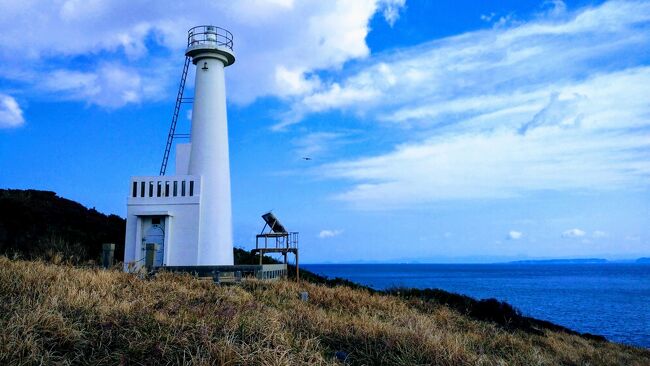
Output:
top-left (187, 25), bottom-right (233, 50)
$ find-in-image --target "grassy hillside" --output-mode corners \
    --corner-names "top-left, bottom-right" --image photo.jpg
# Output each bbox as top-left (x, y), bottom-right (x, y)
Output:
top-left (1, 257), bottom-right (649, 365)
top-left (2, 188), bottom-right (648, 364)
top-left (0, 189), bottom-right (125, 262)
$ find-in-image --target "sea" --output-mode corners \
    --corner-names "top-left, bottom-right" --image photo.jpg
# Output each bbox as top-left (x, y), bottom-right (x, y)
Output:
top-left (302, 263), bottom-right (650, 348)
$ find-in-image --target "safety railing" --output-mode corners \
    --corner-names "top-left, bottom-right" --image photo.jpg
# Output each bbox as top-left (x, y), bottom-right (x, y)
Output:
top-left (187, 25), bottom-right (233, 50)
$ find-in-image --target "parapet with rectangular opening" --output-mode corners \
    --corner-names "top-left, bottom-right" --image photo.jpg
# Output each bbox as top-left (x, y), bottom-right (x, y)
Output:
top-left (128, 175), bottom-right (200, 205)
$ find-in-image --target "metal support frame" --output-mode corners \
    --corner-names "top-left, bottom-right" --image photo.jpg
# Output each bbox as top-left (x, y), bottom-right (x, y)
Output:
top-left (252, 215), bottom-right (300, 281)
top-left (160, 56), bottom-right (192, 176)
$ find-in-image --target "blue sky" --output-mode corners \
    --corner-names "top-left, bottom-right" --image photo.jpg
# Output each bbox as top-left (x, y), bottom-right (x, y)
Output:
top-left (0, 0), bottom-right (648, 263)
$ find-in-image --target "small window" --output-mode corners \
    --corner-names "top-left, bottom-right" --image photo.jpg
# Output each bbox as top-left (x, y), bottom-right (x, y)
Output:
top-left (152, 217), bottom-right (161, 225)
top-left (173, 181), bottom-right (178, 197)
top-left (181, 181), bottom-right (186, 196)
top-left (189, 180), bottom-right (194, 196)
top-left (156, 182), bottom-right (162, 197)
top-left (140, 182), bottom-right (145, 197)
top-left (165, 181), bottom-right (170, 197)
top-left (132, 182), bottom-right (137, 197)
top-left (149, 181), bottom-right (154, 197)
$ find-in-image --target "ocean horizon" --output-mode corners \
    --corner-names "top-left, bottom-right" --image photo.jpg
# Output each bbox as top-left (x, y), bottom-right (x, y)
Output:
top-left (303, 262), bottom-right (650, 348)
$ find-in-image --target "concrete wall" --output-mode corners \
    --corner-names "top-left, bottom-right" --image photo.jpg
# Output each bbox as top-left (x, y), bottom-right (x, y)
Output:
top-left (188, 54), bottom-right (234, 266)
top-left (123, 175), bottom-right (200, 271)
top-left (175, 143), bottom-right (191, 175)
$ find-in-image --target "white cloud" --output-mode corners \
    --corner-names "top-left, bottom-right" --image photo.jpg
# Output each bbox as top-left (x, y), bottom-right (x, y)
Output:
top-left (36, 62), bottom-right (173, 108)
top-left (297, 1), bottom-right (650, 208)
top-left (508, 231), bottom-right (523, 240)
top-left (480, 13), bottom-right (496, 22)
top-left (277, 81), bottom-right (380, 129)
top-left (380, 0), bottom-right (406, 27)
top-left (274, 66), bottom-right (322, 98)
top-left (517, 92), bottom-right (584, 135)
top-left (542, 0), bottom-right (568, 18)
top-left (0, 94), bottom-right (25, 128)
top-left (322, 103), bottom-right (650, 208)
top-left (562, 228), bottom-right (586, 238)
top-left (319, 229), bottom-right (343, 238)
top-left (0, 0), bottom-right (402, 107)
top-left (288, 1), bottom-right (650, 123)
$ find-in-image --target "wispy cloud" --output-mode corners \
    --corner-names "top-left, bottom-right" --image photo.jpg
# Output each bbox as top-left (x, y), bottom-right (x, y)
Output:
top-left (562, 228), bottom-right (586, 238)
top-left (38, 64), bottom-right (169, 108)
top-left (508, 231), bottom-right (523, 240)
top-left (0, 94), bottom-right (24, 128)
top-left (294, 1), bottom-right (650, 208)
top-left (380, 0), bottom-right (406, 27)
top-left (319, 229), bottom-right (343, 239)
top-left (287, 1), bottom-right (650, 123)
top-left (292, 131), bottom-right (355, 159)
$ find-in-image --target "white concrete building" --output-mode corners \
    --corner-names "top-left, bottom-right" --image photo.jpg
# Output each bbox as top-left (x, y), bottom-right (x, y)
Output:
top-left (123, 26), bottom-right (236, 270)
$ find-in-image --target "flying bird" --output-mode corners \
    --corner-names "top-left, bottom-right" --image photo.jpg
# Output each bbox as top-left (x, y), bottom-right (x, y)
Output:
top-left (302, 157), bottom-right (312, 161)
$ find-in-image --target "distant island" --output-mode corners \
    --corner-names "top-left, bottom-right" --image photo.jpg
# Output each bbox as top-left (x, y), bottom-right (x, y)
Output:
top-left (509, 258), bottom-right (609, 264)
top-left (509, 258), bottom-right (650, 264)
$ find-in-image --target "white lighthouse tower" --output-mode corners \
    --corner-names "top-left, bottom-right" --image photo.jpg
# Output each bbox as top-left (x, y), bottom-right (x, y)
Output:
top-left (186, 26), bottom-right (235, 265)
top-left (123, 26), bottom-right (236, 269)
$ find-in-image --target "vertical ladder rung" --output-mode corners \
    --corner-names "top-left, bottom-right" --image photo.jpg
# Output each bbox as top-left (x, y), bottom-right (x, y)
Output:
top-left (160, 56), bottom-right (192, 176)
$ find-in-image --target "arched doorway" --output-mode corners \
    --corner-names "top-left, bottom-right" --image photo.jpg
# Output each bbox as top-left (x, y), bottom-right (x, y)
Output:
top-left (144, 223), bottom-right (165, 267)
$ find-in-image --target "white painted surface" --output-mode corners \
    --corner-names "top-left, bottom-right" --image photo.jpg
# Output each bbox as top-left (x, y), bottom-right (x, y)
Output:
top-left (123, 176), bottom-right (200, 270)
top-left (128, 176), bottom-right (200, 205)
top-left (187, 49), bottom-right (235, 265)
top-left (123, 26), bottom-right (236, 270)
top-left (175, 143), bottom-right (191, 175)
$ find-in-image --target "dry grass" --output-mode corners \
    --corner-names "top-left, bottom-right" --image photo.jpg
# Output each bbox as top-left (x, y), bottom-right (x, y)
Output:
top-left (1, 257), bottom-right (648, 365)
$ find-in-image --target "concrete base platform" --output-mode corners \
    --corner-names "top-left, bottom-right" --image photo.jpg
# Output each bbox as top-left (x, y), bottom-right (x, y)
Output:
top-left (156, 264), bottom-right (287, 282)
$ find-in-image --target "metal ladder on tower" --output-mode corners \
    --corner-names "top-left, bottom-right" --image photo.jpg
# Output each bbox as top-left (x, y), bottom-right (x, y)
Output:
top-left (159, 56), bottom-right (193, 176)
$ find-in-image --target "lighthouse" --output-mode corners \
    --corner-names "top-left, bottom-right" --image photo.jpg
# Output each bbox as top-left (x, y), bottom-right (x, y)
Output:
top-left (186, 26), bottom-right (235, 265)
top-left (123, 26), bottom-right (236, 269)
